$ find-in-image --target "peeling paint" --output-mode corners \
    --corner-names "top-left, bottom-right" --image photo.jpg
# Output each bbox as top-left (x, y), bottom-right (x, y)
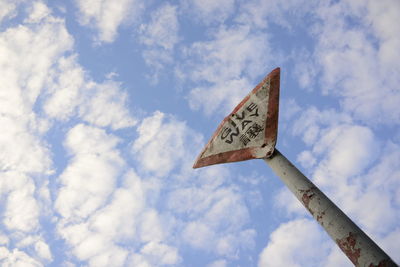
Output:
top-left (336, 232), bottom-right (361, 265)
top-left (266, 150), bottom-right (398, 267)
top-left (316, 211), bottom-right (325, 224)
top-left (299, 187), bottom-right (317, 215)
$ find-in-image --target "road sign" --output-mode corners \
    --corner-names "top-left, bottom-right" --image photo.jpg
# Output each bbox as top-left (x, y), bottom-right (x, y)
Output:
top-left (193, 67), bottom-right (280, 168)
top-left (193, 68), bottom-right (398, 267)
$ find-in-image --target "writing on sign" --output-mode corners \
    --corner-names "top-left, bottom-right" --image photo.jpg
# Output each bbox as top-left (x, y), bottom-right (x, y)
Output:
top-left (220, 102), bottom-right (262, 146)
top-left (192, 67), bottom-right (280, 168)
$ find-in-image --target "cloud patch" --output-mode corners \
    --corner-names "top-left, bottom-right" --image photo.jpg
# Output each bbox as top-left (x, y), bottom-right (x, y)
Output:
top-left (132, 111), bottom-right (202, 177)
top-left (308, 0), bottom-right (400, 125)
top-left (138, 3), bottom-right (179, 83)
top-left (74, 0), bottom-right (144, 42)
top-left (258, 219), bottom-right (332, 267)
top-left (183, 25), bottom-right (271, 115)
top-left (181, 0), bottom-right (236, 24)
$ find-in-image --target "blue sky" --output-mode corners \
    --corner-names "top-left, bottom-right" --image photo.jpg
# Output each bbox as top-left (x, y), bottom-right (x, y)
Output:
top-left (0, 0), bottom-right (399, 266)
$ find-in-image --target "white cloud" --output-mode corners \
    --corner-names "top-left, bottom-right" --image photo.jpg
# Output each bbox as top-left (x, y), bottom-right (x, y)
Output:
top-left (4, 1), bottom-right (398, 266)
top-left (0, 234), bottom-right (8, 246)
top-left (132, 111), bottom-right (202, 177)
top-left (297, 150), bottom-right (317, 169)
top-left (188, 25), bottom-right (269, 83)
top-left (55, 124), bottom-right (124, 220)
top-left (51, 109), bottom-right (258, 265)
top-left (236, 0), bottom-right (316, 29)
top-left (170, 175), bottom-right (255, 258)
top-left (44, 55), bottom-right (137, 130)
top-left (56, 140), bottom-right (180, 266)
top-left (1, 17), bottom-right (135, 248)
top-left (132, 111), bottom-right (257, 261)
top-left (0, 1), bottom-right (160, 266)
top-left (3, 177), bottom-right (39, 232)
top-left (342, 142), bottom-right (400, 236)
top-left (139, 4), bottom-right (179, 50)
top-left (277, 104), bottom-right (400, 263)
top-left (311, 0), bottom-right (400, 124)
top-left (0, 15), bottom-right (73, 114)
top-left (54, 121), bottom-right (182, 266)
top-left (293, 51), bottom-right (318, 91)
top-left (0, 247), bottom-right (43, 267)
top-left (286, 107), bottom-right (396, 227)
top-left (11, 236), bottom-right (53, 262)
top-left (324, 245), bottom-right (353, 267)
top-left (0, 3), bottom-right (71, 263)
top-left (138, 210), bottom-right (164, 243)
top-left (140, 49), bottom-right (173, 83)
top-left (125, 254), bottom-right (151, 267)
top-left (77, 80), bottom-right (137, 130)
top-left (56, 162), bottom-right (138, 266)
top-left (266, 94), bottom-right (400, 264)
top-left (74, 0), bottom-right (144, 43)
top-left (381, 228), bottom-right (400, 264)
top-left (183, 25), bottom-right (272, 115)
top-left (0, 118), bottom-right (52, 175)
top-left (207, 259), bottom-right (227, 267)
top-left (43, 55), bottom-right (84, 121)
top-left (24, 1), bottom-right (51, 23)
top-left (291, 107), bottom-right (353, 146)
top-left (311, 124), bottom-right (377, 185)
top-left (181, 0), bottom-right (235, 24)
top-left (274, 188), bottom-right (306, 217)
top-left (1, 0), bottom-right (136, 132)
top-left (188, 78), bottom-right (253, 116)
top-left (248, 0), bottom-right (400, 125)
top-left (140, 242), bottom-right (181, 265)
top-left (366, 0), bottom-right (400, 72)
top-left (34, 240), bottom-right (52, 261)
top-left (182, 221), bottom-right (215, 249)
top-left (0, 0), bottom-right (26, 23)
top-left (138, 3), bottom-right (179, 83)
top-left (258, 219), bottom-right (333, 267)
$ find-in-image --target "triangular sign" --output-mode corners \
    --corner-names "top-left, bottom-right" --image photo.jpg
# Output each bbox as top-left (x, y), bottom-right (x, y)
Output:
top-left (193, 68), bottom-right (280, 168)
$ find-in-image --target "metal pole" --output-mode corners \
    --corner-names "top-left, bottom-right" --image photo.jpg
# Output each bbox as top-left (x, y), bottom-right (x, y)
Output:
top-left (264, 149), bottom-right (397, 267)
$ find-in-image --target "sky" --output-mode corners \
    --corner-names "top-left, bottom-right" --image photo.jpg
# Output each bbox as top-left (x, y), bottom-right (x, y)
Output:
top-left (0, 0), bottom-right (399, 266)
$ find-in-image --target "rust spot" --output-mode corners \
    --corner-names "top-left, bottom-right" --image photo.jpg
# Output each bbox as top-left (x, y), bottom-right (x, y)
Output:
top-left (336, 232), bottom-right (361, 265)
top-left (299, 187), bottom-right (317, 215)
top-left (316, 211), bottom-right (325, 224)
top-left (368, 259), bottom-right (398, 267)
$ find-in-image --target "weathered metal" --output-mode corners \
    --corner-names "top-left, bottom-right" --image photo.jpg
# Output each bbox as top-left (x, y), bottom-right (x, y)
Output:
top-left (193, 67), bottom-right (280, 169)
top-left (264, 150), bottom-right (397, 267)
top-left (193, 67), bottom-right (398, 266)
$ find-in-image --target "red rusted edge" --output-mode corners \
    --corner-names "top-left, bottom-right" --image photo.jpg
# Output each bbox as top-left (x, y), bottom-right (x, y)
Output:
top-left (193, 147), bottom-right (257, 168)
top-left (264, 67), bottom-right (280, 151)
top-left (193, 67), bottom-right (280, 169)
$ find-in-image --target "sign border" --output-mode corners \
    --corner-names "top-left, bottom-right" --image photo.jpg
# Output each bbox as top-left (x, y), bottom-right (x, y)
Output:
top-left (193, 67), bottom-right (280, 168)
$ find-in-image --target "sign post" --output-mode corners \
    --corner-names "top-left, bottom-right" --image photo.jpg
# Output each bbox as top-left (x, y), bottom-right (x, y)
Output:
top-left (193, 68), bottom-right (397, 267)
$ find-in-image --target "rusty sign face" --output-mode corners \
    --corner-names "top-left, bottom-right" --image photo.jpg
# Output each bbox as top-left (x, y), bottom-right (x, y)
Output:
top-left (193, 67), bottom-right (280, 168)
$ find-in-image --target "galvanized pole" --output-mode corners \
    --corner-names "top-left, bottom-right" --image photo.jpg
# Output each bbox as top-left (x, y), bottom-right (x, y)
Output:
top-left (264, 149), bottom-right (397, 267)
